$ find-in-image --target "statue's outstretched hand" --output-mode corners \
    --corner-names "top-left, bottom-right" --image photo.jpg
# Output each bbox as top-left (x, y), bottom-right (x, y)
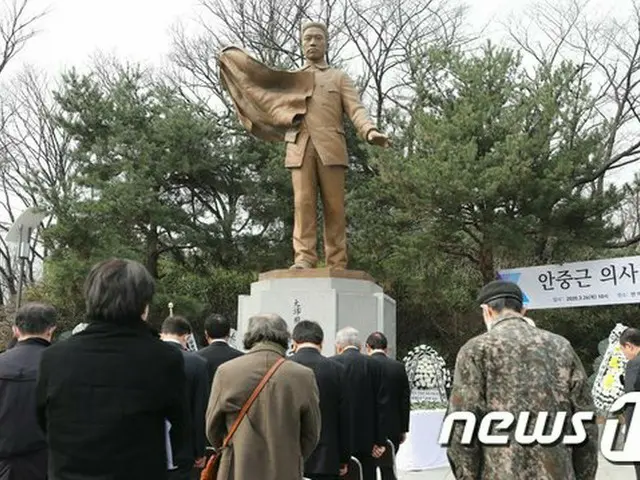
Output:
top-left (367, 130), bottom-right (391, 148)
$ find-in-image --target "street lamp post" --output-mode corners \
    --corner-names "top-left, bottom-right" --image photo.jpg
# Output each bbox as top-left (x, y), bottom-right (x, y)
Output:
top-left (5, 208), bottom-right (46, 308)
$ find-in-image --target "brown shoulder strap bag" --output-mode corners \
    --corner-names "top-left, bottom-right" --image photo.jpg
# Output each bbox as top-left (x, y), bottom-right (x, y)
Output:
top-left (200, 357), bottom-right (286, 480)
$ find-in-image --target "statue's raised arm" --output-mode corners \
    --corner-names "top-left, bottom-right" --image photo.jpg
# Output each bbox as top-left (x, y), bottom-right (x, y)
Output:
top-left (218, 22), bottom-right (389, 271)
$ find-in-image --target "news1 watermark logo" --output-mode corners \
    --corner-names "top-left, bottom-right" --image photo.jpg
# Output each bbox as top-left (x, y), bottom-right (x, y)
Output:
top-left (438, 391), bottom-right (640, 463)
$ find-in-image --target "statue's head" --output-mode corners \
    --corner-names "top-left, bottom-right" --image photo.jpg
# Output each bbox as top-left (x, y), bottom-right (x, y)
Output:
top-left (301, 21), bottom-right (328, 62)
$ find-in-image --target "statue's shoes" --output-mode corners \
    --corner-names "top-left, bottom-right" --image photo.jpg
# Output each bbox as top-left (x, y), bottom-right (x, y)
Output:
top-left (290, 261), bottom-right (313, 269)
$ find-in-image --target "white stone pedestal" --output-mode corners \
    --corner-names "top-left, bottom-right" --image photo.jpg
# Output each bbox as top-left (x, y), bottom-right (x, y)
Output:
top-left (237, 268), bottom-right (397, 358)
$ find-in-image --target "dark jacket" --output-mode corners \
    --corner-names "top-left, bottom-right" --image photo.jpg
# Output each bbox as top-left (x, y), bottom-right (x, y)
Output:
top-left (0, 338), bottom-right (50, 458)
top-left (331, 348), bottom-right (388, 453)
top-left (624, 355), bottom-right (640, 428)
top-left (36, 320), bottom-right (187, 480)
top-left (290, 346), bottom-right (350, 475)
top-left (197, 341), bottom-right (243, 386)
top-left (164, 340), bottom-right (209, 467)
top-left (370, 351), bottom-right (411, 444)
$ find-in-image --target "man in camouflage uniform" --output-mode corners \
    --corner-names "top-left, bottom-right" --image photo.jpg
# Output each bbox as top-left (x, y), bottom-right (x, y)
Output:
top-left (445, 280), bottom-right (599, 479)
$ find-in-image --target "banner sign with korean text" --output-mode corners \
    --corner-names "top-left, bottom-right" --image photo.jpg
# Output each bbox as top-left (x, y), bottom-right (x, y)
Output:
top-left (498, 256), bottom-right (640, 309)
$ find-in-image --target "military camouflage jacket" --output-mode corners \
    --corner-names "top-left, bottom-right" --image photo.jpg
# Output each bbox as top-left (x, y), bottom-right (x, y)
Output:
top-left (446, 316), bottom-right (598, 480)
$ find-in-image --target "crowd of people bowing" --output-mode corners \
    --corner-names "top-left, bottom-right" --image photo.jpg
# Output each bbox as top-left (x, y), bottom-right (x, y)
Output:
top-left (0, 257), bottom-right (411, 480)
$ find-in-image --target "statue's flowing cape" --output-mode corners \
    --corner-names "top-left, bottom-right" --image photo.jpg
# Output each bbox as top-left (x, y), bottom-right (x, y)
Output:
top-left (218, 46), bottom-right (314, 141)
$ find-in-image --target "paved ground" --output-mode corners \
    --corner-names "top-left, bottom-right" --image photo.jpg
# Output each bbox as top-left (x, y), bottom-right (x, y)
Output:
top-left (393, 455), bottom-right (636, 479)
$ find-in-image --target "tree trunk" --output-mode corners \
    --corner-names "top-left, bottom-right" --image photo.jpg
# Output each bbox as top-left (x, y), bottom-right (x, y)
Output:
top-left (478, 243), bottom-right (495, 284)
top-left (146, 223), bottom-right (159, 279)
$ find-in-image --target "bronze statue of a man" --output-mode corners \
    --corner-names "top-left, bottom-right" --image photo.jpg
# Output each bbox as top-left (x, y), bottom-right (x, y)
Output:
top-left (219, 22), bottom-right (389, 270)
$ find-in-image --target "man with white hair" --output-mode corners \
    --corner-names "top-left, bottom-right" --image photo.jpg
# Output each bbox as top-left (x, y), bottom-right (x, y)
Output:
top-left (331, 327), bottom-right (388, 480)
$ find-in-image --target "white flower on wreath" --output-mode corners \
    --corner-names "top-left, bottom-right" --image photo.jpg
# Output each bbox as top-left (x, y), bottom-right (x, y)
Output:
top-left (591, 323), bottom-right (628, 413)
top-left (403, 344), bottom-right (452, 391)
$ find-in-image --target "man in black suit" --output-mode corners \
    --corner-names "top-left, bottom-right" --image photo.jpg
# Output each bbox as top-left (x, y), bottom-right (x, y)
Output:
top-left (36, 258), bottom-right (187, 480)
top-left (290, 320), bottom-right (350, 480)
top-left (0, 303), bottom-right (56, 480)
top-left (366, 332), bottom-right (410, 480)
top-left (1, 336), bottom-right (17, 352)
top-left (197, 314), bottom-right (243, 386)
top-left (161, 316), bottom-right (209, 480)
top-left (331, 327), bottom-right (388, 480)
top-left (619, 327), bottom-right (640, 479)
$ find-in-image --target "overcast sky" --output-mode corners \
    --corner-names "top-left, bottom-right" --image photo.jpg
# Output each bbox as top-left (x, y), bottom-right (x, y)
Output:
top-left (8, 0), bottom-right (611, 75)
top-left (2, 0), bottom-right (630, 184)
top-left (5, 0), bottom-right (196, 75)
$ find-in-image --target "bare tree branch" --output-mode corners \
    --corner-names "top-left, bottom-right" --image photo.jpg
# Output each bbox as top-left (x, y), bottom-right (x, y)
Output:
top-left (0, 0), bottom-right (48, 76)
top-left (508, 0), bottom-right (640, 187)
top-left (343, 0), bottom-right (468, 128)
top-left (0, 66), bottom-right (75, 304)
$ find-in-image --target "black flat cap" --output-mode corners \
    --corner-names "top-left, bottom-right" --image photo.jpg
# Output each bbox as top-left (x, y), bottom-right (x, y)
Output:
top-left (477, 280), bottom-right (523, 305)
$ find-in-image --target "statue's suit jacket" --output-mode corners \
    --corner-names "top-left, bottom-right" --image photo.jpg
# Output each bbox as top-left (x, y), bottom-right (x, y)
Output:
top-left (284, 64), bottom-right (377, 168)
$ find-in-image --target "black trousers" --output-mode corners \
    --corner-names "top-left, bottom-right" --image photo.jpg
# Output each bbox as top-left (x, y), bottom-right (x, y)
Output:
top-left (377, 438), bottom-right (400, 480)
top-left (167, 464), bottom-right (200, 480)
top-left (306, 475), bottom-right (340, 480)
top-left (0, 449), bottom-right (47, 480)
top-left (353, 452), bottom-right (376, 480)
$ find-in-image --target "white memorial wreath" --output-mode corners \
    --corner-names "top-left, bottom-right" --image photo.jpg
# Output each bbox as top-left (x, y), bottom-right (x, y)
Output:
top-left (403, 344), bottom-right (452, 407)
top-left (591, 323), bottom-right (628, 415)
